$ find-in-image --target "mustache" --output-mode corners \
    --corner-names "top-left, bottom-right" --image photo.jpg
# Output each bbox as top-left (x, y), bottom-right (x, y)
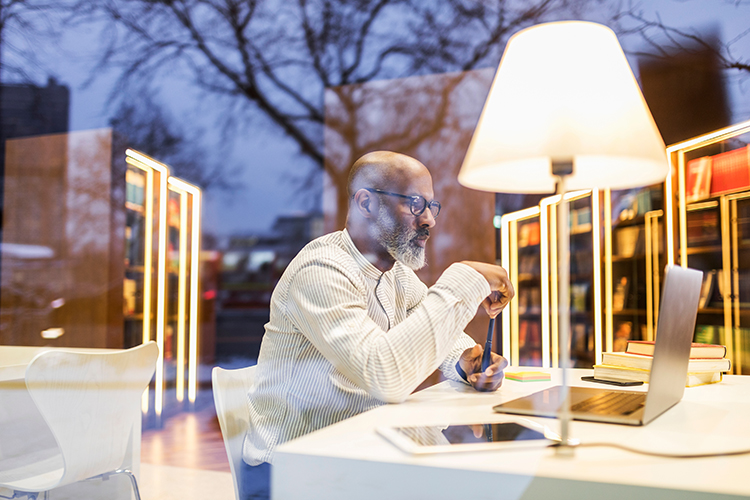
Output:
top-left (415, 227), bottom-right (430, 238)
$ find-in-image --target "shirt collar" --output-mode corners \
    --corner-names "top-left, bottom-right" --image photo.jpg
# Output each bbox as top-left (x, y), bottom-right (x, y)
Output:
top-left (341, 228), bottom-right (386, 280)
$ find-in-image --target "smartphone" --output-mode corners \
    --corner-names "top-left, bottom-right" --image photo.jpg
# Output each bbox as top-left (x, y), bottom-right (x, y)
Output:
top-left (581, 375), bottom-right (644, 387)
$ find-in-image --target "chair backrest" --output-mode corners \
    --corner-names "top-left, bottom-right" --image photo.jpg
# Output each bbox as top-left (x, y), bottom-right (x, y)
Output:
top-left (212, 364), bottom-right (256, 500)
top-left (24, 342), bottom-right (158, 490)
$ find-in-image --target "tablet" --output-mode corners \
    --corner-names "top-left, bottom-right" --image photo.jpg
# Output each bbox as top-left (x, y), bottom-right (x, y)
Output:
top-left (376, 419), bottom-right (559, 455)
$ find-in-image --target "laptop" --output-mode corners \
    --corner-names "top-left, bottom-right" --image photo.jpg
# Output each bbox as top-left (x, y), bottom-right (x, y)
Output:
top-left (493, 265), bottom-right (703, 426)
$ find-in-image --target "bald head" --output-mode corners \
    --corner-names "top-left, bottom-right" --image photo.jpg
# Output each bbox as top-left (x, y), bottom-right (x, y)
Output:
top-left (347, 151), bottom-right (431, 199)
top-left (345, 151), bottom-right (436, 271)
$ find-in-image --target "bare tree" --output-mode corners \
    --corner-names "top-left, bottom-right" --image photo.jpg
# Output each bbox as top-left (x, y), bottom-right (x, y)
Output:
top-left (0, 0), bottom-right (58, 82)
top-left (64, 0), bottom-right (603, 194)
top-left (109, 89), bottom-right (236, 191)
top-left (615, 0), bottom-right (750, 74)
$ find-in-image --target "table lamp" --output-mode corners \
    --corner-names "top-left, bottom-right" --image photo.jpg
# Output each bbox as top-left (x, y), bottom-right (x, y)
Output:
top-left (458, 21), bottom-right (668, 453)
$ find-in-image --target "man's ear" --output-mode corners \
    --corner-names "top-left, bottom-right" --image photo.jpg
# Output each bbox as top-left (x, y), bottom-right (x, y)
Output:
top-left (353, 189), bottom-right (378, 219)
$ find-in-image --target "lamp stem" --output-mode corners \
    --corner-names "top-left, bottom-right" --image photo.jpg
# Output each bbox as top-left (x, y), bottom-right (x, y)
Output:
top-left (554, 166), bottom-right (574, 456)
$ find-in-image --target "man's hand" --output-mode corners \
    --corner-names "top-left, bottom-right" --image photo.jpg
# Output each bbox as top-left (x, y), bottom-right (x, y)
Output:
top-left (458, 344), bottom-right (508, 392)
top-left (461, 261), bottom-right (515, 318)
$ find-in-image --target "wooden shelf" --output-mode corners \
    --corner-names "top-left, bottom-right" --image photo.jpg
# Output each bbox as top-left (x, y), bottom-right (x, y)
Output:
top-left (610, 308), bottom-right (646, 315)
top-left (518, 311), bottom-right (541, 317)
top-left (611, 254), bottom-right (646, 263)
top-left (697, 307), bottom-right (725, 314)
top-left (686, 245), bottom-right (722, 255)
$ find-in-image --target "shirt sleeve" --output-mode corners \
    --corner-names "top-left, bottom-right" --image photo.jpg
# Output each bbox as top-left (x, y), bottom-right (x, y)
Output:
top-left (439, 333), bottom-right (478, 384)
top-left (285, 261), bottom-right (490, 403)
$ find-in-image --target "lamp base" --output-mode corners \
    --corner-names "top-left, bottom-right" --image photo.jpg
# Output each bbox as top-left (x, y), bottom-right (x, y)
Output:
top-left (554, 441), bottom-right (576, 457)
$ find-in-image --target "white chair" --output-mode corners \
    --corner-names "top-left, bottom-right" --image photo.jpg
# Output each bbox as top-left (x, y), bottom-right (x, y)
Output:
top-left (0, 342), bottom-right (158, 500)
top-left (211, 365), bottom-right (256, 500)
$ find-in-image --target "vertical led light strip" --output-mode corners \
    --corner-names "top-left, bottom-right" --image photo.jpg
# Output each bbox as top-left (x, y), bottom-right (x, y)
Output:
top-left (603, 189), bottom-right (613, 353)
top-left (545, 191), bottom-right (592, 367)
top-left (730, 198), bottom-right (740, 373)
top-left (127, 149), bottom-right (169, 417)
top-left (500, 214), bottom-right (511, 363)
top-left (644, 210), bottom-right (663, 341)
top-left (509, 220), bottom-right (519, 366)
top-left (678, 150), bottom-right (688, 268)
top-left (500, 206), bottom-right (539, 366)
top-left (168, 176), bottom-right (202, 403)
top-left (168, 186), bottom-right (188, 403)
top-left (549, 200), bottom-right (559, 368)
top-left (539, 197), bottom-right (557, 368)
top-left (665, 155), bottom-right (675, 266)
top-left (590, 189), bottom-right (602, 365)
top-left (728, 193), bottom-right (750, 374)
top-left (652, 214), bottom-right (661, 332)
top-left (125, 158), bottom-right (155, 414)
top-left (720, 196), bottom-right (735, 369)
top-left (645, 212), bottom-right (654, 341)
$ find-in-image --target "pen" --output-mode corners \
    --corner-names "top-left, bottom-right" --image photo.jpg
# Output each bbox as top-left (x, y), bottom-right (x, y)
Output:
top-left (481, 317), bottom-right (494, 372)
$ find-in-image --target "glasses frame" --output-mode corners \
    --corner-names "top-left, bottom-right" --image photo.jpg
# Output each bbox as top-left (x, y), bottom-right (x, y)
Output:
top-left (363, 188), bottom-right (441, 218)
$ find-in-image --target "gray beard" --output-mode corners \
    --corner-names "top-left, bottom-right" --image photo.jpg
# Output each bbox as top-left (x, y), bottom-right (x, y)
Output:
top-left (369, 205), bottom-right (426, 270)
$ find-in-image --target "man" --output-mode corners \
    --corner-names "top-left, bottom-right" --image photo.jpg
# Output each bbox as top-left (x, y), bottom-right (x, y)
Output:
top-left (240, 151), bottom-right (513, 499)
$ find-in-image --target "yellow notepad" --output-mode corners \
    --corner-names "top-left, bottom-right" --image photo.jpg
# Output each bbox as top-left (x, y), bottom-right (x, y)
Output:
top-left (506, 371), bottom-right (551, 382)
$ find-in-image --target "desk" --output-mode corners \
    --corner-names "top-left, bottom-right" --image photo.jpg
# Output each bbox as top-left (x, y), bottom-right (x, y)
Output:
top-left (0, 346), bottom-right (140, 500)
top-left (273, 368), bottom-right (750, 500)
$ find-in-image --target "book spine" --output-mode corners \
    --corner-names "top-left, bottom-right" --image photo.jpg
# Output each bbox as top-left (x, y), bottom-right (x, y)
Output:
top-left (710, 146), bottom-right (750, 196)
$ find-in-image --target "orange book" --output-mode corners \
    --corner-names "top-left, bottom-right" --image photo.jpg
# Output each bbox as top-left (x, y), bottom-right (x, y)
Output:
top-left (685, 156), bottom-right (712, 203)
top-left (625, 340), bottom-right (727, 359)
top-left (710, 145), bottom-right (750, 196)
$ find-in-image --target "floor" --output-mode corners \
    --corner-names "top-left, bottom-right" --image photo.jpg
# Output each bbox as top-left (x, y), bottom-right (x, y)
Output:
top-left (139, 389), bottom-right (235, 500)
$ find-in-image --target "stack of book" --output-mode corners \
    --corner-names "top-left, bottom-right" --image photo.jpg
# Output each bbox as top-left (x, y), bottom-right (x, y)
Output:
top-left (594, 340), bottom-right (730, 387)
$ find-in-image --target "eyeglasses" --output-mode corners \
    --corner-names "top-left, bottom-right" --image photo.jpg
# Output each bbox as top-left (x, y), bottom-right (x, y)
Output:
top-left (364, 188), bottom-right (441, 218)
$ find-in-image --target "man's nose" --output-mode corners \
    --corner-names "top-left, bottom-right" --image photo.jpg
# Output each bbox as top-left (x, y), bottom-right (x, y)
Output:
top-left (417, 208), bottom-right (436, 228)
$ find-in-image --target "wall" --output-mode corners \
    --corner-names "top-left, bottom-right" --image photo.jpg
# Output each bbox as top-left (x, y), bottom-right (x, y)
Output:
top-left (1, 128), bottom-right (120, 347)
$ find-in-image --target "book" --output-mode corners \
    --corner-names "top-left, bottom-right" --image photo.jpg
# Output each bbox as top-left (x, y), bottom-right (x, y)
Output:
top-left (698, 270), bottom-right (716, 309)
top-left (709, 145), bottom-right (750, 197)
top-left (612, 276), bottom-right (629, 311)
top-left (518, 221), bottom-right (540, 247)
top-left (625, 340), bottom-right (727, 359)
top-left (615, 226), bottom-right (642, 257)
top-left (593, 364), bottom-right (723, 388)
top-left (601, 351), bottom-right (731, 372)
top-left (571, 283), bottom-right (589, 312)
top-left (685, 156), bottom-right (712, 203)
top-left (686, 209), bottom-right (720, 246)
top-left (505, 371), bottom-right (551, 382)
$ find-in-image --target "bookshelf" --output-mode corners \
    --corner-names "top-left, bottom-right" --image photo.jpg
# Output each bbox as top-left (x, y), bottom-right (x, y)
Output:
top-left (603, 185), bottom-right (666, 354)
top-left (667, 119), bottom-right (750, 375)
top-left (501, 206), bottom-right (542, 367)
top-left (124, 149), bottom-right (203, 424)
top-left (501, 190), bottom-right (602, 369)
top-left (501, 122), bottom-right (750, 375)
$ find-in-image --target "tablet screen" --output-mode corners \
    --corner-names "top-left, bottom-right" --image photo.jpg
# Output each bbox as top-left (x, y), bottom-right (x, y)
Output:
top-left (377, 420), bottom-right (556, 455)
top-left (441, 422), bottom-right (546, 444)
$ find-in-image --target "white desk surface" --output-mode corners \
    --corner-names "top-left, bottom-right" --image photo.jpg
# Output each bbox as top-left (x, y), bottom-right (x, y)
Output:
top-left (0, 346), bottom-right (122, 381)
top-left (273, 368), bottom-right (750, 500)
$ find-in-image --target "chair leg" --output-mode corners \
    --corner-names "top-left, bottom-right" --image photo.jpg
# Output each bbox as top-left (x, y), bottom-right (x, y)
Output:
top-left (94, 469), bottom-right (141, 500)
top-left (0, 492), bottom-right (40, 500)
top-left (116, 469), bottom-right (141, 500)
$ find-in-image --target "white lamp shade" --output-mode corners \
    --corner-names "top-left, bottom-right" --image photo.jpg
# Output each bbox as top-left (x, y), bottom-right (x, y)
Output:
top-left (458, 21), bottom-right (668, 193)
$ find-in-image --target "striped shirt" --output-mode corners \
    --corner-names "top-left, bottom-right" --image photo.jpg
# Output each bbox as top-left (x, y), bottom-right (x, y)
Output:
top-left (243, 229), bottom-right (491, 465)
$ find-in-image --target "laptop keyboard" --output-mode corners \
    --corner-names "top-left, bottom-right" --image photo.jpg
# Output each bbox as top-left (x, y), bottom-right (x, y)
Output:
top-left (571, 391), bottom-right (645, 416)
